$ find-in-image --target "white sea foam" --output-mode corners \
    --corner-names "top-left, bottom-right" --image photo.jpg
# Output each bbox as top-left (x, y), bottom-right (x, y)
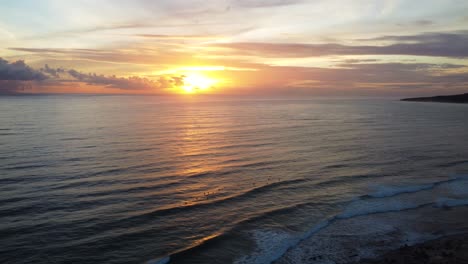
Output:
top-left (234, 229), bottom-right (297, 264)
top-left (234, 221), bottom-right (331, 264)
top-left (300, 220), bottom-right (330, 239)
top-left (342, 176), bottom-right (468, 218)
top-left (274, 213), bottom-right (443, 264)
top-left (237, 175), bottom-right (468, 264)
top-left (445, 178), bottom-right (468, 197)
top-left (337, 200), bottom-right (424, 219)
top-left (368, 175), bottom-right (468, 199)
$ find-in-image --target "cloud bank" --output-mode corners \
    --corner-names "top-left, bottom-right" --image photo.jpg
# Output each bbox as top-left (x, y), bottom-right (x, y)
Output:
top-left (0, 58), bottom-right (48, 81)
top-left (66, 69), bottom-right (184, 91)
top-left (0, 58), bottom-right (184, 94)
top-left (0, 58), bottom-right (49, 94)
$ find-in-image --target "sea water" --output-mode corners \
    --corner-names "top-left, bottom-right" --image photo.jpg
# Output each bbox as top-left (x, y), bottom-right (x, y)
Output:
top-left (0, 95), bottom-right (467, 264)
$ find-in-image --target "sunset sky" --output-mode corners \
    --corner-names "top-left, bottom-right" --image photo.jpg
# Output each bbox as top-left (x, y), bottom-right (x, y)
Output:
top-left (1, 0), bottom-right (468, 96)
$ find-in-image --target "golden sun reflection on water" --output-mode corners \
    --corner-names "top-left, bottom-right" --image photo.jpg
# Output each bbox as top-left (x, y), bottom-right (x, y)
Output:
top-left (171, 110), bottom-right (235, 205)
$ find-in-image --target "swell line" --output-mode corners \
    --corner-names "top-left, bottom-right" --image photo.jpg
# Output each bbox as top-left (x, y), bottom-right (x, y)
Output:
top-left (162, 176), bottom-right (468, 264)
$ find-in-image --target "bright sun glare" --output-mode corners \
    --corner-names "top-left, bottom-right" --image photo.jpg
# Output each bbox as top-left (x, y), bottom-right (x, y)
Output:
top-left (182, 73), bottom-right (217, 94)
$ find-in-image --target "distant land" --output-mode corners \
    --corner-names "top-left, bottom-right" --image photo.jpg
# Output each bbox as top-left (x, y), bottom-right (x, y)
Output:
top-left (401, 93), bottom-right (468, 104)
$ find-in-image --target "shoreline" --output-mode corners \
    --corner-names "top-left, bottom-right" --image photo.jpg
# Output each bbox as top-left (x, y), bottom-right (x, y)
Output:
top-left (401, 93), bottom-right (468, 104)
top-left (358, 233), bottom-right (468, 264)
top-left (275, 203), bottom-right (468, 264)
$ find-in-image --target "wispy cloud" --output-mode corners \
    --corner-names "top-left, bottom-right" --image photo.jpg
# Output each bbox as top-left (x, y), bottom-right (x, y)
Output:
top-left (359, 31), bottom-right (468, 43)
top-left (212, 31), bottom-right (468, 58)
top-left (136, 34), bottom-right (221, 40)
top-left (231, 0), bottom-right (304, 8)
top-left (219, 61), bottom-right (468, 96)
top-left (8, 47), bottom-right (193, 66)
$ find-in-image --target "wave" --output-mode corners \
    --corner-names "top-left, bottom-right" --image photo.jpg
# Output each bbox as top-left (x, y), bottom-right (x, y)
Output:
top-left (366, 184), bottom-right (435, 198)
top-left (233, 202), bottom-right (432, 264)
top-left (436, 160), bottom-right (468, 168)
top-left (72, 178), bottom-right (312, 238)
top-left (362, 174), bottom-right (468, 199)
top-left (337, 200), bottom-right (430, 219)
top-left (435, 198), bottom-right (468, 208)
top-left (233, 175), bottom-right (468, 264)
top-left (215, 142), bottom-right (272, 151)
top-left (234, 230), bottom-right (298, 264)
top-left (144, 175), bottom-right (468, 264)
top-left (127, 178), bottom-right (308, 216)
top-left (314, 173), bottom-right (380, 188)
top-left (145, 202), bottom-right (323, 264)
top-left (363, 178), bottom-right (459, 199)
top-left (3, 164), bottom-right (48, 170)
top-left (0, 132), bottom-right (17, 136)
top-left (60, 137), bottom-right (88, 141)
top-left (234, 219), bottom-right (332, 264)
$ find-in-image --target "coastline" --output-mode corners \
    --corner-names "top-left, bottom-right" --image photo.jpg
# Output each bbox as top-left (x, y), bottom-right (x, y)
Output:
top-left (401, 93), bottom-right (468, 104)
top-left (358, 233), bottom-right (468, 264)
top-left (275, 204), bottom-right (468, 264)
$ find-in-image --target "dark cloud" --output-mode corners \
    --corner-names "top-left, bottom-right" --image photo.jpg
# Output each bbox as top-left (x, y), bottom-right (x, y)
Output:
top-left (41, 64), bottom-right (65, 78)
top-left (65, 69), bottom-right (184, 90)
top-left (0, 58), bottom-right (48, 81)
top-left (413, 20), bottom-right (434, 26)
top-left (0, 58), bottom-right (185, 94)
top-left (213, 31), bottom-right (468, 58)
top-left (337, 62), bottom-right (465, 71)
top-left (396, 19), bottom-right (434, 27)
top-left (362, 31), bottom-right (468, 43)
top-left (0, 58), bottom-right (48, 94)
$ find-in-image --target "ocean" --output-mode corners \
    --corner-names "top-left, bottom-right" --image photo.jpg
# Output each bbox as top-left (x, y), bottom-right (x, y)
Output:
top-left (1, 95), bottom-right (467, 264)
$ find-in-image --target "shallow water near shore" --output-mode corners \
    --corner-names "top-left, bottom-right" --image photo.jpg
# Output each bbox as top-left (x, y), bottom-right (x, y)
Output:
top-left (1, 96), bottom-right (468, 264)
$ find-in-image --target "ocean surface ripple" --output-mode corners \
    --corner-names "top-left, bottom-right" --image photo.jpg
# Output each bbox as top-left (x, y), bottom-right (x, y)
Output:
top-left (1, 96), bottom-right (467, 264)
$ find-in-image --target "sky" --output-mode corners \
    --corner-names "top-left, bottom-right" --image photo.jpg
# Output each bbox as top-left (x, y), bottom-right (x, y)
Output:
top-left (1, 0), bottom-right (468, 96)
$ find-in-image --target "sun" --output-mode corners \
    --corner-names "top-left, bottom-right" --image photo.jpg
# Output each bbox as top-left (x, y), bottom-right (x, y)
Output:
top-left (182, 73), bottom-right (217, 94)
